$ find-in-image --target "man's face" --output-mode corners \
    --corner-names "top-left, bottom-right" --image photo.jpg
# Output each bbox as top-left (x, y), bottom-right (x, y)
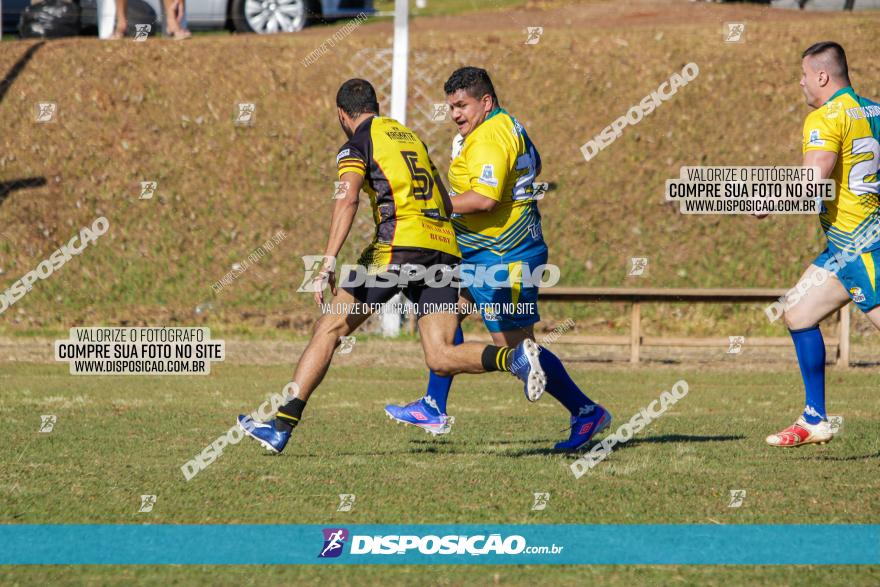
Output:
top-left (446, 89), bottom-right (493, 138)
top-left (800, 56), bottom-right (824, 108)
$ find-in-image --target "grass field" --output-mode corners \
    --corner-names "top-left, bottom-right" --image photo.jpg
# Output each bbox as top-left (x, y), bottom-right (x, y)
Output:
top-left (1, 357), bottom-right (878, 584)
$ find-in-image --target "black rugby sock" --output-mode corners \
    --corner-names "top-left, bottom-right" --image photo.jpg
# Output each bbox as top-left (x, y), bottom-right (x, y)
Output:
top-left (481, 345), bottom-right (513, 372)
top-left (276, 398), bottom-right (307, 433)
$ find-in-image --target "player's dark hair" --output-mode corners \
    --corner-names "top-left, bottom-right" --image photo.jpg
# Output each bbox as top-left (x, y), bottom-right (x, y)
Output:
top-left (336, 79), bottom-right (380, 118)
top-left (444, 67), bottom-right (499, 107)
top-left (802, 41), bottom-right (850, 84)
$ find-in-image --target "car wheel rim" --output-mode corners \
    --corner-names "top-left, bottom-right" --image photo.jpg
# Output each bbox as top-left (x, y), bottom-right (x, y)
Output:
top-left (244, 0), bottom-right (305, 33)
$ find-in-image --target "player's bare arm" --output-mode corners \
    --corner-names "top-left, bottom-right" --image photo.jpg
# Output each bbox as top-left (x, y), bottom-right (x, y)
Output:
top-left (312, 171), bottom-right (363, 305)
top-left (450, 190), bottom-right (498, 213)
top-left (803, 149), bottom-right (838, 179)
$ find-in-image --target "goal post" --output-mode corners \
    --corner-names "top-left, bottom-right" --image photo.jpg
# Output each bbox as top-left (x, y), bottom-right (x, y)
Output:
top-left (381, 0), bottom-right (411, 337)
top-left (390, 0), bottom-right (409, 124)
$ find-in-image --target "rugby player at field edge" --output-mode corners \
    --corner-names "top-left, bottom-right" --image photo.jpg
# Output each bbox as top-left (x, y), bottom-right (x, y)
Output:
top-left (765, 42), bottom-right (880, 447)
top-left (236, 79), bottom-right (549, 454)
top-left (384, 67), bottom-right (612, 451)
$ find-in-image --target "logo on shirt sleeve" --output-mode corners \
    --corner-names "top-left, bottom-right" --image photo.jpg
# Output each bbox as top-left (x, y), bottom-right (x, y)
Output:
top-left (478, 164), bottom-right (498, 187)
top-left (823, 101), bottom-right (842, 119)
top-left (808, 129), bottom-right (825, 146)
top-left (336, 149), bottom-right (351, 163)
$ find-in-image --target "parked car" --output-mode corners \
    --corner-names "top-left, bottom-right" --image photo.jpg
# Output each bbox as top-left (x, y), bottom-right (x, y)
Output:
top-left (3, 0), bottom-right (373, 36)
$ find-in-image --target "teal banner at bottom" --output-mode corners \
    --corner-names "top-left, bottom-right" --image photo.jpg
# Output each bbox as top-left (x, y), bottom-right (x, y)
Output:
top-left (1, 524), bottom-right (878, 565)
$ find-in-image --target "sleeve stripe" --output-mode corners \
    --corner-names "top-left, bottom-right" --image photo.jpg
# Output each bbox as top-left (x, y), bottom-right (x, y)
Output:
top-left (338, 166), bottom-right (365, 177)
top-left (338, 158), bottom-right (365, 166)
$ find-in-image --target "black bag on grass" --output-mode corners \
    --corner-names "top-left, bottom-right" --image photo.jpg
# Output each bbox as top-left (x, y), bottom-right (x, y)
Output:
top-left (19, 0), bottom-right (82, 39)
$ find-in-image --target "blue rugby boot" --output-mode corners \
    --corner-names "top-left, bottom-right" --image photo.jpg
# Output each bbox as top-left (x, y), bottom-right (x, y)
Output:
top-left (384, 398), bottom-right (454, 436)
top-left (237, 414), bottom-right (290, 453)
top-left (555, 404), bottom-right (612, 451)
top-left (509, 339), bottom-right (547, 402)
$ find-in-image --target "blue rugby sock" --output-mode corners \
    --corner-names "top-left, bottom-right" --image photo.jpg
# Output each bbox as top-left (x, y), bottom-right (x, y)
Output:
top-left (423, 325), bottom-right (463, 414)
top-left (790, 325), bottom-right (826, 425)
top-left (540, 347), bottom-right (595, 416)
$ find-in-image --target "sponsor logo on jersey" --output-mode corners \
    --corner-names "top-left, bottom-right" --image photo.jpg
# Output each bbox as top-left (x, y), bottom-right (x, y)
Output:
top-left (478, 164), bottom-right (498, 187)
top-left (846, 105), bottom-right (880, 120)
top-left (823, 100), bottom-right (843, 119)
top-left (336, 149), bottom-right (351, 163)
top-left (385, 129), bottom-right (416, 142)
top-left (808, 129), bottom-right (825, 146)
top-left (849, 287), bottom-right (866, 303)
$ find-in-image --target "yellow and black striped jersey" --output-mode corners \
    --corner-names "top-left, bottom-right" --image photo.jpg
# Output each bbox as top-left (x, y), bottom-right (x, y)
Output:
top-left (803, 86), bottom-right (880, 253)
top-left (336, 116), bottom-right (460, 267)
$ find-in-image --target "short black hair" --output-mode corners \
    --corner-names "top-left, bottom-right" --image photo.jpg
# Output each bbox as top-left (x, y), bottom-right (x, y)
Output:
top-left (444, 67), bottom-right (499, 107)
top-left (802, 41), bottom-right (850, 84)
top-left (336, 79), bottom-right (379, 118)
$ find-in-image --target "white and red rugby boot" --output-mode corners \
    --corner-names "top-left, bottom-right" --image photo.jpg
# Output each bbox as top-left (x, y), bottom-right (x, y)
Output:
top-left (766, 416), bottom-right (833, 447)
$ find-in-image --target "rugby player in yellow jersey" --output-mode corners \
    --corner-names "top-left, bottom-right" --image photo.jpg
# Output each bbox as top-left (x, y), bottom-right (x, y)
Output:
top-left (236, 79), bottom-right (548, 453)
top-left (765, 42), bottom-right (880, 447)
top-left (385, 67), bottom-right (611, 450)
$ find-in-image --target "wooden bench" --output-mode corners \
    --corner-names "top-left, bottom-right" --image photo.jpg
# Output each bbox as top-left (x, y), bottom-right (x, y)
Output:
top-left (537, 287), bottom-right (851, 366)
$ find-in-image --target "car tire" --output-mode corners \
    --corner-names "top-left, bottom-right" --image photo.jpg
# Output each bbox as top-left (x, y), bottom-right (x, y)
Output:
top-left (231, 0), bottom-right (316, 33)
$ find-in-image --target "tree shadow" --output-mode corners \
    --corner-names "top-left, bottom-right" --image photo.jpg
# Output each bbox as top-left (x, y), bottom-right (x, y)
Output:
top-left (0, 42), bottom-right (45, 104)
top-left (0, 177), bottom-right (47, 206)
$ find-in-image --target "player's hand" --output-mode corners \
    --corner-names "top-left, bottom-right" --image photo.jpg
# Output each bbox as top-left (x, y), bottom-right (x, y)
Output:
top-left (327, 269), bottom-right (337, 298)
top-left (312, 266), bottom-right (337, 306)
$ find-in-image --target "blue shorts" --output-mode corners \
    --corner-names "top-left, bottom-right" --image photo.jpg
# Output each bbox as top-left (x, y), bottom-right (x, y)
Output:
top-left (461, 249), bottom-right (548, 333)
top-left (813, 246), bottom-right (880, 312)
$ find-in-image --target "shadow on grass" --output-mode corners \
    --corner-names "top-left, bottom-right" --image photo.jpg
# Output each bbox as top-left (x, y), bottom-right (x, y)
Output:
top-left (793, 451), bottom-right (880, 462)
top-left (408, 438), bottom-right (556, 446)
top-left (0, 177), bottom-right (47, 206)
top-left (0, 41), bottom-right (45, 103)
top-left (499, 433), bottom-right (746, 457)
top-left (288, 434), bottom-right (747, 458)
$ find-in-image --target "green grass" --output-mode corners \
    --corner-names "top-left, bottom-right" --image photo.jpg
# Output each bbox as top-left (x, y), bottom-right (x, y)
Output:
top-left (2, 565), bottom-right (878, 586)
top-left (0, 359), bottom-right (878, 583)
top-left (2, 565), bottom-right (877, 586)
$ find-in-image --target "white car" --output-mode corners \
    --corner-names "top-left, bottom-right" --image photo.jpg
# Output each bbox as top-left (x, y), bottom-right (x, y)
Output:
top-left (183, 0), bottom-right (373, 35)
top-left (3, 0), bottom-right (373, 36)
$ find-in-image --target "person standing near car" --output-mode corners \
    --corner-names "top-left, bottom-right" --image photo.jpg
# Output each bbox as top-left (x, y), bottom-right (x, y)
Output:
top-left (108, 0), bottom-right (190, 39)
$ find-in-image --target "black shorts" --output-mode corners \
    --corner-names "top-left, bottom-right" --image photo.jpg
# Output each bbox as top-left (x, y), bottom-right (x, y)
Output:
top-left (341, 248), bottom-right (461, 319)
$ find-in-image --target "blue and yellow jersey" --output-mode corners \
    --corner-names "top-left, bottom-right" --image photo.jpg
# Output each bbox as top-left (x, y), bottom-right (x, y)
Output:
top-left (449, 108), bottom-right (547, 260)
top-left (336, 116), bottom-right (460, 268)
top-left (803, 86), bottom-right (880, 253)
